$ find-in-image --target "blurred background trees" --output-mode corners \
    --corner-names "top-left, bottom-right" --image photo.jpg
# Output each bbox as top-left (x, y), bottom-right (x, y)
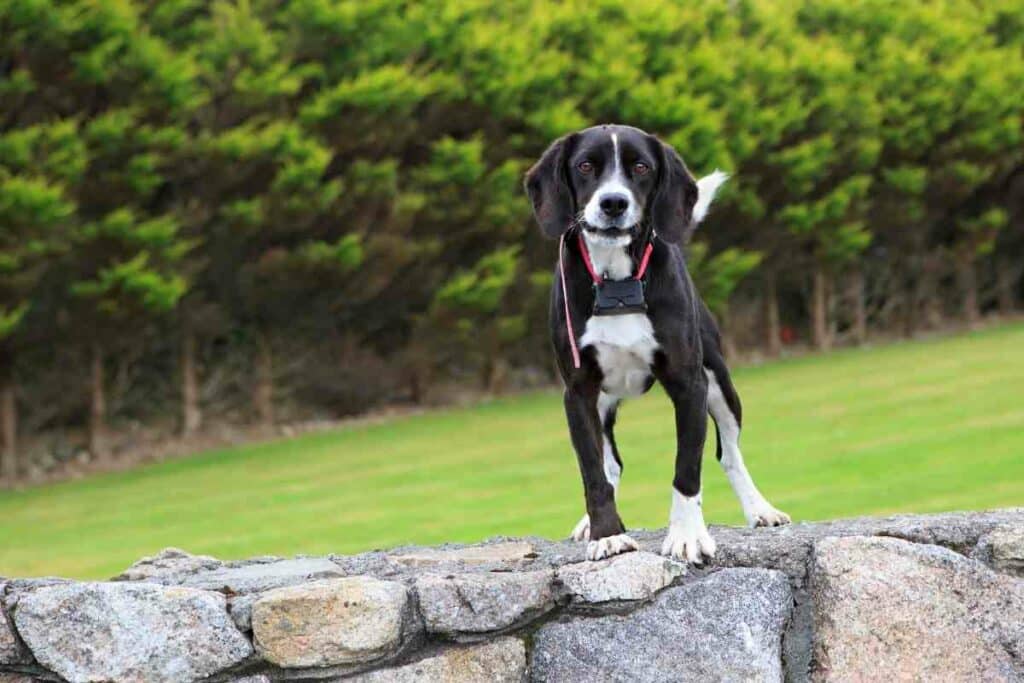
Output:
top-left (1, 0), bottom-right (1022, 481)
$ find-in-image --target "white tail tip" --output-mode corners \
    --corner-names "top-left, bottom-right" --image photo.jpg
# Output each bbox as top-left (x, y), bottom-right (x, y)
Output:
top-left (693, 170), bottom-right (729, 224)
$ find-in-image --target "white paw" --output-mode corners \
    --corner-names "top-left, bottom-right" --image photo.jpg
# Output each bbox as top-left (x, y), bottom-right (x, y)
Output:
top-left (746, 504), bottom-right (791, 528)
top-left (664, 490), bottom-right (716, 564)
top-left (586, 533), bottom-right (638, 561)
top-left (661, 523), bottom-right (716, 564)
top-left (570, 514), bottom-right (590, 541)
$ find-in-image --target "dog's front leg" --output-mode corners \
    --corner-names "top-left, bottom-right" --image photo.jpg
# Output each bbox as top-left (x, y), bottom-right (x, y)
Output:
top-left (563, 382), bottom-right (637, 560)
top-left (657, 367), bottom-right (716, 564)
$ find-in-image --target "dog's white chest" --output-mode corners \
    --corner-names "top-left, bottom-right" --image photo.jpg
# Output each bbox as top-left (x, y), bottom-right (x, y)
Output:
top-left (580, 313), bottom-right (658, 397)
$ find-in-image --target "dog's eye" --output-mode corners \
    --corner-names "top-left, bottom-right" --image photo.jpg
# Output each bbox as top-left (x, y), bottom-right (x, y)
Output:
top-left (577, 161), bottom-right (594, 174)
top-left (633, 162), bottom-right (650, 175)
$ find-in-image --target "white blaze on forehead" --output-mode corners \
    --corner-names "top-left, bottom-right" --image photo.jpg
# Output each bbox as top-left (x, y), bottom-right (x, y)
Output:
top-left (612, 132), bottom-right (621, 175)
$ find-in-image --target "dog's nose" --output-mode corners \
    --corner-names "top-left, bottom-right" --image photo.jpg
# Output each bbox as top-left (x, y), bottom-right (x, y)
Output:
top-left (599, 194), bottom-right (629, 218)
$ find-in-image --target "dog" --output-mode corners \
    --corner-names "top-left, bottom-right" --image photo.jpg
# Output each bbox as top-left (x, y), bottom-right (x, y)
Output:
top-left (524, 124), bottom-right (790, 563)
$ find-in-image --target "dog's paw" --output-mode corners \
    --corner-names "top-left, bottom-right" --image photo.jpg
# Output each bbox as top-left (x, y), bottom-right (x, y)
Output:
top-left (746, 505), bottom-right (791, 528)
top-left (664, 491), bottom-right (716, 564)
top-left (570, 514), bottom-right (591, 541)
top-left (586, 533), bottom-right (638, 561)
top-left (661, 523), bottom-right (716, 564)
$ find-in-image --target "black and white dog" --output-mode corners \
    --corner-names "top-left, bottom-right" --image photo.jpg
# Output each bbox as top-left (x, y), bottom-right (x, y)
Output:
top-left (525, 124), bottom-right (789, 563)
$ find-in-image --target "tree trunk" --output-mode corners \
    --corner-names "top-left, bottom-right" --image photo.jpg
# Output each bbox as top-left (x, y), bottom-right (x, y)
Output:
top-left (921, 252), bottom-right (945, 329)
top-left (828, 281), bottom-right (839, 344)
top-left (722, 331), bottom-right (739, 363)
top-left (763, 270), bottom-right (782, 357)
top-left (811, 264), bottom-right (832, 351)
top-left (90, 342), bottom-right (108, 461)
top-left (721, 307), bottom-right (739, 362)
top-left (956, 251), bottom-right (981, 327)
top-left (902, 279), bottom-right (917, 338)
top-left (181, 318), bottom-right (201, 436)
top-left (480, 329), bottom-right (508, 394)
top-left (1, 360), bottom-right (16, 484)
top-left (480, 355), bottom-right (493, 392)
top-left (408, 368), bottom-right (423, 405)
top-left (997, 257), bottom-right (1017, 315)
top-left (255, 332), bottom-right (274, 426)
top-left (485, 357), bottom-right (508, 394)
top-left (847, 267), bottom-right (867, 346)
top-left (901, 252), bottom-right (921, 338)
top-left (404, 342), bottom-right (433, 405)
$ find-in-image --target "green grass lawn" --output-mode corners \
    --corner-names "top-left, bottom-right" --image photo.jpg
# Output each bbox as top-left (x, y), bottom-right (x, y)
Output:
top-left (2, 324), bottom-right (1023, 579)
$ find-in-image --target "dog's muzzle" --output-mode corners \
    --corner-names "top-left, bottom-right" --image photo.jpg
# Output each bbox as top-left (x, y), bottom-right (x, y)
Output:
top-left (582, 223), bottom-right (637, 240)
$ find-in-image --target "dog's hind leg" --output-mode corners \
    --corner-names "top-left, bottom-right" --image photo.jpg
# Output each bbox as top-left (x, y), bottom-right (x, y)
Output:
top-left (703, 351), bottom-right (790, 528)
top-left (571, 392), bottom-right (624, 542)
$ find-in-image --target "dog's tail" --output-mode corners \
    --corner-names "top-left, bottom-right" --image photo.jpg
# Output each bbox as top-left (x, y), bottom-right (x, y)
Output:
top-left (693, 170), bottom-right (729, 225)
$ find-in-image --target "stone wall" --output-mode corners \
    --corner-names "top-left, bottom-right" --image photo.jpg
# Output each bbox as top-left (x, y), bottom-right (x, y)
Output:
top-left (2, 508), bottom-right (1023, 682)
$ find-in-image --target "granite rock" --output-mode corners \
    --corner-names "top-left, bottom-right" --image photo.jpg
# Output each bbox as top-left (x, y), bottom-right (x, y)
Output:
top-left (988, 524), bottom-right (1024, 576)
top-left (810, 535), bottom-right (1024, 681)
top-left (0, 583), bottom-right (24, 664)
top-left (114, 547), bottom-right (221, 581)
top-left (251, 577), bottom-right (411, 668)
top-left (229, 592), bottom-right (259, 632)
top-left (556, 551), bottom-right (684, 604)
top-left (391, 541), bottom-right (537, 568)
top-left (415, 569), bottom-right (554, 637)
top-left (531, 568), bottom-right (791, 682)
top-left (180, 557), bottom-right (345, 593)
top-left (350, 637), bottom-right (526, 682)
top-left (12, 582), bottom-right (252, 683)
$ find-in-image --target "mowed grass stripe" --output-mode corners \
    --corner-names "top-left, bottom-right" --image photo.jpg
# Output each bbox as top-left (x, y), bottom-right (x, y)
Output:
top-left (1, 323), bottom-right (1022, 579)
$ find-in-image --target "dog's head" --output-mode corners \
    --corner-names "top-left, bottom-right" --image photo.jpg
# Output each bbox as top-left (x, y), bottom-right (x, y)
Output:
top-left (524, 124), bottom-right (726, 244)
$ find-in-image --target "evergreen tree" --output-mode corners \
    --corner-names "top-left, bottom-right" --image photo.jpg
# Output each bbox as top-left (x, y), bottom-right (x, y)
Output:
top-left (2, 0), bottom-right (1024, 476)
top-left (0, 128), bottom-right (79, 479)
top-left (54, 0), bottom-right (197, 458)
top-left (1, 2), bottom-right (81, 475)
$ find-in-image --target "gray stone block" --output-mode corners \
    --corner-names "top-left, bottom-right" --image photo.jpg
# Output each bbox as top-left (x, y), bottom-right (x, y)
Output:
top-left (531, 568), bottom-right (791, 682)
top-left (13, 582), bottom-right (252, 683)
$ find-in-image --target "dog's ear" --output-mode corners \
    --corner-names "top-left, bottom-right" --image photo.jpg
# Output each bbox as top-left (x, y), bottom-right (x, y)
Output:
top-left (524, 133), bottom-right (578, 239)
top-left (649, 139), bottom-right (699, 243)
